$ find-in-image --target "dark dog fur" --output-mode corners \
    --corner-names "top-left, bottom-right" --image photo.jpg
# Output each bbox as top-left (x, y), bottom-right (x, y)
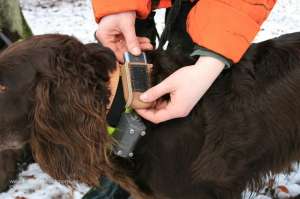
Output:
top-left (0, 33), bottom-right (299, 199)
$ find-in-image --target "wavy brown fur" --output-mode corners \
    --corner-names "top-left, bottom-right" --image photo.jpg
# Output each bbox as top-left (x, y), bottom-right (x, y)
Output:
top-left (0, 35), bottom-right (149, 199)
top-left (0, 33), bottom-right (300, 199)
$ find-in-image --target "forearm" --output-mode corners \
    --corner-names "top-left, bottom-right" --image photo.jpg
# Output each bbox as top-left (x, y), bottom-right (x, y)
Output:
top-left (194, 56), bottom-right (225, 85)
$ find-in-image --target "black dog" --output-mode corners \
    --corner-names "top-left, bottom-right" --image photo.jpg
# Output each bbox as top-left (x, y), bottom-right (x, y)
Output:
top-left (0, 33), bottom-right (299, 199)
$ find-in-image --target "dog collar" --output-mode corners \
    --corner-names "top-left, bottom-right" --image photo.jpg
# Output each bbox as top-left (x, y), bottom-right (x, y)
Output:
top-left (106, 78), bottom-right (126, 129)
top-left (106, 78), bottom-right (147, 158)
top-left (105, 52), bottom-right (152, 158)
top-left (106, 51), bottom-right (153, 128)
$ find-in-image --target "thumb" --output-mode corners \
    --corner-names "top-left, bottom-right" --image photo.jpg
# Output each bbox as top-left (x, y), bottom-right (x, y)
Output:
top-left (120, 22), bottom-right (141, 55)
top-left (140, 81), bottom-right (172, 103)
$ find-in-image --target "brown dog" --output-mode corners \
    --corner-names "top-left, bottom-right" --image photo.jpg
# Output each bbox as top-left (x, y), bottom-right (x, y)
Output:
top-left (0, 33), bottom-right (299, 199)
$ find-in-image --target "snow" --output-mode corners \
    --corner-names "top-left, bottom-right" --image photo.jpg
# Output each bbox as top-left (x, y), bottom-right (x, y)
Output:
top-left (254, 0), bottom-right (300, 42)
top-left (20, 0), bottom-right (97, 43)
top-left (1, 0), bottom-right (300, 198)
top-left (0, 163), bottom-right (90, 199)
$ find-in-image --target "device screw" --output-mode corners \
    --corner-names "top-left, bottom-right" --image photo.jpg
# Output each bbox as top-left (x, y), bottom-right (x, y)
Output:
top-left (117, 150), bottom-right (123, 156)
top-left (141, 131), bottom-right (146, 136)
top-left (128, 152), bottom-right (134, 157)
top-left (129, 129), bottom-right (135, 134)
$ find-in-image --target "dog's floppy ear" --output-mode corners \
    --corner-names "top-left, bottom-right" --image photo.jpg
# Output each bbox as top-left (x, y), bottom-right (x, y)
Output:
top-left (30, 38), bottom-right (147, 198)
top-left (83, 43), bottom-right (117, 76)
top-left (30, 39), bottom-right (114, 186)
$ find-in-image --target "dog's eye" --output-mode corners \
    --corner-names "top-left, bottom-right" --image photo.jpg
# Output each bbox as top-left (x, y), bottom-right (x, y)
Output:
top-left (0, 84), bottom-right (7, 93)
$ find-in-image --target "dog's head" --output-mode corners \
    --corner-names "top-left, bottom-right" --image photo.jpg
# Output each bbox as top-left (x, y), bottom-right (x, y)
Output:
top-left (0, 34), bottom-right (121, 186)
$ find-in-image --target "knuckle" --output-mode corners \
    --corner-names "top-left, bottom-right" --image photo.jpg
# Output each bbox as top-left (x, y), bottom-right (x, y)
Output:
top-left (147, 116), bottom-right (160, 124)
top-left (152, 120), bottom-right (159, 124)
top-left (177, 109), bottom-right (189, 117)
top-left (125, 36), bottom-right (137, 45)
top-left (152, 118), bottom-right (162, 124)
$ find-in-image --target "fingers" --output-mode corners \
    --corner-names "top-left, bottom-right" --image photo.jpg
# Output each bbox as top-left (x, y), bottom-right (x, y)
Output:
top-left (138, 37), bottom-right (153, 51)
top-left (98, 36), bottom-right (153, 62)
top-left (139, 43), bottom-right (153, 51)
top-left (140, 80), bottom-right (172, 103)
top-left (115, 40), bottom-right (127, 62)
top-left (137, 80), bottom-right (177, 123)
top-left (137, 37), bottom-right (151, 43)
top-left (95, 30), bottom-right (115, 50)
top-left (135, 102), bottom-right (169, 123)
top-left (136, 101), bottom-right (182, 124)
top-left (96, 24), bottom-right (152, 62)
top-left (136, 92), bottom-right (191, 123)
top-left (96, 12), bottom-right (155, 62)
top-left (120, 22), bottom-right (141, 56)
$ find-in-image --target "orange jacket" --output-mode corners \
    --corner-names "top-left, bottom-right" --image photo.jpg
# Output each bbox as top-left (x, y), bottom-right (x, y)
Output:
top-left (92, 0), bottom-right (276, 63)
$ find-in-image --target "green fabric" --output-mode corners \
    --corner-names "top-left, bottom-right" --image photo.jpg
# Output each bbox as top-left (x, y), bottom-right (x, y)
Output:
top-left (107, 126), bottom-right (116, 135)
top-left (191, 45), bottom-right (232, 69)
top-left (0, 0), bottom-right (32, 40)
top-left (124, 107), bottom-right (133, 113)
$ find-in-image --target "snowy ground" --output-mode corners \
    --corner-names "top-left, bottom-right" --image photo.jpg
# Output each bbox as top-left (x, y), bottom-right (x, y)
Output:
top-left (1, 0), bottom-right (300, 198)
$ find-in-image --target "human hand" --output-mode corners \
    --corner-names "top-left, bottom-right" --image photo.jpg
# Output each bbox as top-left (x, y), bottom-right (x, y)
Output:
top-left (136, 56), bottom-right (225, 123)
top-left (95, 11), bottom-right (153, 62)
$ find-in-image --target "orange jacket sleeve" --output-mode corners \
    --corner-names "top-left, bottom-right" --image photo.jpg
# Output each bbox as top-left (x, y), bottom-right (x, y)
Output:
top-left (92, 0), bottom-right (171, 23)
top-left (187, 0), bottom-right (276, 63)
top-left (92, 0), bottom-right (152, 23)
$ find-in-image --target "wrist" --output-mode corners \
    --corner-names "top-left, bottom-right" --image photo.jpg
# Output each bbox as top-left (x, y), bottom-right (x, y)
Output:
top-left (191, 56), bottom-right (225, 85)
top-left (191, 46), bottom-right (232, 68)
top-left (99, 11), bottom-right (136, 23)
top-left (195, 56), bottom-right (225, 71)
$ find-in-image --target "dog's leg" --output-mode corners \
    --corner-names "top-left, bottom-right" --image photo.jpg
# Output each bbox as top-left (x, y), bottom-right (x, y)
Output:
top-left (0, 145), bottom-right (32, 192)
top-left (0, 149), bottom-right (22, 191)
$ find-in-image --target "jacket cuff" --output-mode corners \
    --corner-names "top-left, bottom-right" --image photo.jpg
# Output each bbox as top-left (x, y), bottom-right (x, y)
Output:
top-left (92, 0), bottom-right (152, 23)
top-left (186, 0), bottom-right (271, 63)
top-left (191, 45), bottom-right (232, 69)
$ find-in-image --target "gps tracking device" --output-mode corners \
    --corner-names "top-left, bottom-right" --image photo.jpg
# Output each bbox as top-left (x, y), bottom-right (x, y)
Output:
top-left (112, 110), bottom-right (147, 158)
top-left (110, 52), bottom-right (153, 158)
top-left (120, 52), bottom-right (153, 109)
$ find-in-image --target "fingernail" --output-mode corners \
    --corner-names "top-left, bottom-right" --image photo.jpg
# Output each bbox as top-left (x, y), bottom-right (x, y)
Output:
top-left (131, 47), bottom-right (141, 55)
top-left (140, 93), bottom-right (148, 102)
